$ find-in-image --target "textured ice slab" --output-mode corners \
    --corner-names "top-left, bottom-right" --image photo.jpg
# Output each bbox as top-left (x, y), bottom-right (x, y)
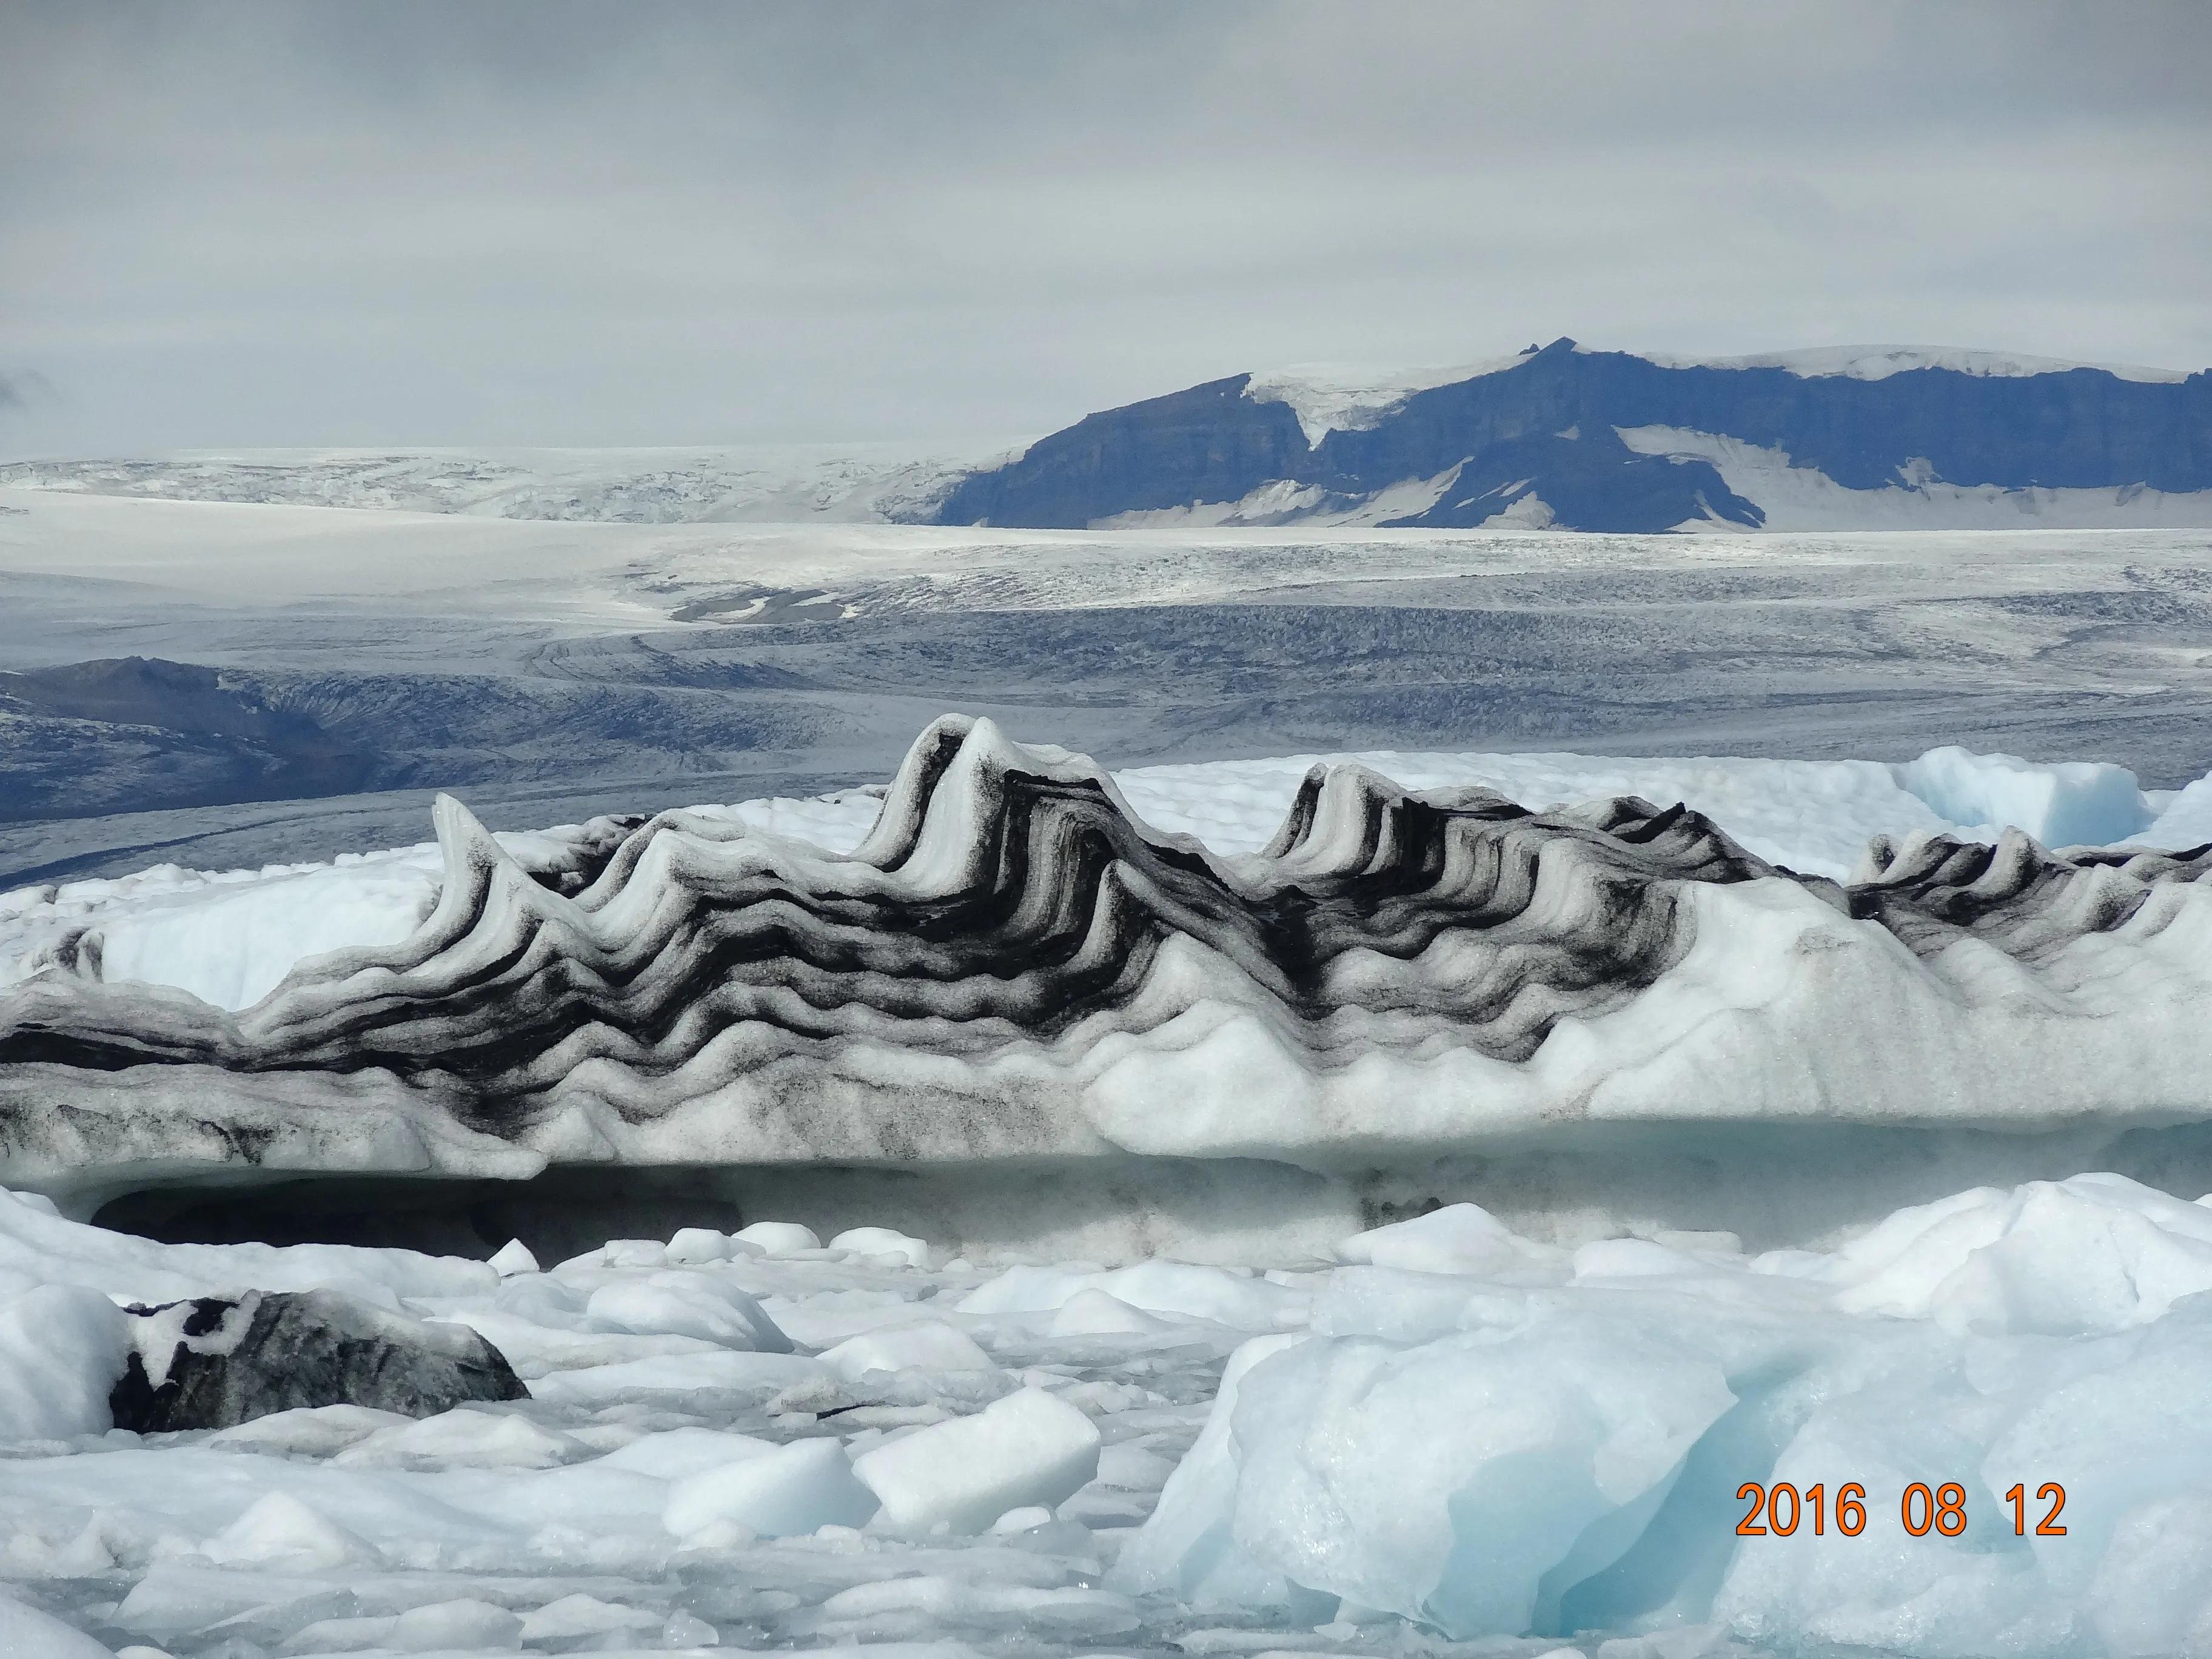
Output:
top-left (5, 715), bottom-right (2212, 1239)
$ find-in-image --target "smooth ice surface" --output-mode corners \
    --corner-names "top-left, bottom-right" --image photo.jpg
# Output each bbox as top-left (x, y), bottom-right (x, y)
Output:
top-left (2, 1178), bottom-right (2211, 1654)
top-left (662, 1436), bottom-right (879, 1538)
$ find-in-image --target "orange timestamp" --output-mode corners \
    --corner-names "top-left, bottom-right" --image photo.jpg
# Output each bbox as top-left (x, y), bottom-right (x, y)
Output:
top-left (1734, 1481), bottom-right (2067, 1538)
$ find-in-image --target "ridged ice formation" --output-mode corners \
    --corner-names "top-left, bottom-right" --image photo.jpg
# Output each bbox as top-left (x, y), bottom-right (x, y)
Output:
top-left (4, 715), bottom-right (2211, 1207)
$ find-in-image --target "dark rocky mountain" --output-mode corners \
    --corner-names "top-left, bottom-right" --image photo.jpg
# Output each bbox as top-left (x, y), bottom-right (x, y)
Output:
top-left (931, 338), bottom-right (2212, 533)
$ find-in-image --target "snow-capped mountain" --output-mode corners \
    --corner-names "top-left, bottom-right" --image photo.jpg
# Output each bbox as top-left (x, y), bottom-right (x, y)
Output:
top-left (10, 343), bottom-right (2207, 536)
top-left (931, 338), bottom-right (2212, 533)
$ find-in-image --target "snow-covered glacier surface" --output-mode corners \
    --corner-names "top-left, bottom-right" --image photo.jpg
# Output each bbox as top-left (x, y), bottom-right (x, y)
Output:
top-left (8, 1173), bottom-right (2212, 1656)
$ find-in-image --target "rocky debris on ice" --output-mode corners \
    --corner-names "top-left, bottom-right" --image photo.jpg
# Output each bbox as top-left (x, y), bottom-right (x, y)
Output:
top-left (108, 1288), bottom-right (529, 1433)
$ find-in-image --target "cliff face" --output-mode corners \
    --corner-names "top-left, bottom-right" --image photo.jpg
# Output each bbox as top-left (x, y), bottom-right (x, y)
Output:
top-left (930, 339), bottom-right (2212, 532)
top-left (933, 375), bottom-right (1314, 529)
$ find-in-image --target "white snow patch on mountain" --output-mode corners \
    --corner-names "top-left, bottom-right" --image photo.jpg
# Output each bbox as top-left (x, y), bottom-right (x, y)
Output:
top-left (1617, 343), bottom-right (2194, 383)
top-left (1091, 466), bottom-right (1469, 530)
top-left (1618, 425), bottom-right (2212, 531)
top-left (1241, 346), bottom-right (2195, 453)
top-left (1242, 352), bottom-right (1536, 444)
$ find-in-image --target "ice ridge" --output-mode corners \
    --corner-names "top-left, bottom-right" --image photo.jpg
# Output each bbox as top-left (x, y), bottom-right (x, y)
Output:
top-left (5, 716), bottom-right (2212, 1222)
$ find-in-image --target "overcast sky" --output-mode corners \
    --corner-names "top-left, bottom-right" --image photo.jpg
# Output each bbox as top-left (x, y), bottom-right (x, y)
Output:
top-left (4, 0), bottom-right (2207, 457)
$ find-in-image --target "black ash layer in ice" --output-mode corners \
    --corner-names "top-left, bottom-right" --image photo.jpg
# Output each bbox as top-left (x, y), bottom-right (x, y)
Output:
top-left (5, 716), bottom-right (2212, 1227)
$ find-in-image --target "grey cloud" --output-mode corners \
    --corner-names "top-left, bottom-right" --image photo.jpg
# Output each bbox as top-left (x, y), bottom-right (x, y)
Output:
top-left (0, 371), bottom-right (57, 415)
top-left (1, 1), bottom-right (2205, 457)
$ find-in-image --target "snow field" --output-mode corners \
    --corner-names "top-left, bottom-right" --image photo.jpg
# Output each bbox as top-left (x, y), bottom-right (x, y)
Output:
top-left (1, 740), bottom-right (2191, 1014)
top-left (4, 1174), bottom-right (2212, 1652)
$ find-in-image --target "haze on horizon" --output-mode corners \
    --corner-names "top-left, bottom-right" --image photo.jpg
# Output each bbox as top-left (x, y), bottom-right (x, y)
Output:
top-left (2, 0), bottom-right (2207, 460)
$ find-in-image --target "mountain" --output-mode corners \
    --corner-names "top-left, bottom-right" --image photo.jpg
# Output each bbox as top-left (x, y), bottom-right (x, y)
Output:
top-left (13, 348), bottom-right (2205, 534)
top-left (930, 338), bottom-right (2212, 534)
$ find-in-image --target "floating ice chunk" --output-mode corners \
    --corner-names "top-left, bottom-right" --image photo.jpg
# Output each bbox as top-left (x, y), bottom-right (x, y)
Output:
top-left (851, 1386), bottom-right (1102, 1535)
top-left (1048, 1288), bottom-right (1177, 1338)
top-left (284, 1598), bottom-right (523, 1654)
top-left (202, 1403), bottom-right (413, 1458)
top-left (954, 1264), bottom-right (1087, 1316)
top-left (1823, 1172), bottom-right (2212, 1334)
top-left (957, 1259), bottom-right (1302, 1330)
top-left (830, 1225), bottom-right (931, 1267)
top-left (590, 1239), bottom-right (668, 1270)
top-left (663, 1436), bottom-right (880, 1538)
top-left (201, 1492), bottom-right (375, 1570)
top-left (585, 1276), bottom-right (791, 1351)
top-left (0, 1185), bottom-right (494, 1310)
top-left (1335, 1202), bottom-right (1571, 1282)
top-left (1096, 1439), bottom-right (1178, 1490)
top-left (1101, 1259), bottom-right (1305, 1327)
top-left (2141, 771), bottom-right (2212, 850)
top-left (487, 1238), bottom-right (538, 1276)
top-left (517, 1594), bottom-right (660, 1645)
top-left (1131, 1319), bottom-right (1734, 1636)
top-left (662, 1610), bottom-right (721, 1647)
top-left (665, 1226), bottom-right (739, 1264)
top-left (794, 1574), bottom-right (1139, 1640)
top-left (594, 1426), bottom-right (779, 1480)
top-left (817, 1319), bottom-right (996, 1380)
top-left (110, 1565), bottom-right (344, 1644)
top-left (2079, 1495), bottom-right (2212, 1657)
top-left (1894, 745), bottom-right (2150, 848)
top-left (1109, 1332), bottom-right (1316, 1609)
top-left (0, 1284), bottom-right (130, 1440)
top-left (526, 1349), bottom-right (826, 1407)
top-left (333, 1409), bottom-right (583, 1469)
top-left (734, 1222), bottom-right (822, 1257)
top-left (0, 1588), bottom-right (117, 1658)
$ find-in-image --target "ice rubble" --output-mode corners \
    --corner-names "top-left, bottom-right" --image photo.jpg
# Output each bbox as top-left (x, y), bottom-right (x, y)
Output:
top-left (3, 1175), bottom-right (2212, 1654)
